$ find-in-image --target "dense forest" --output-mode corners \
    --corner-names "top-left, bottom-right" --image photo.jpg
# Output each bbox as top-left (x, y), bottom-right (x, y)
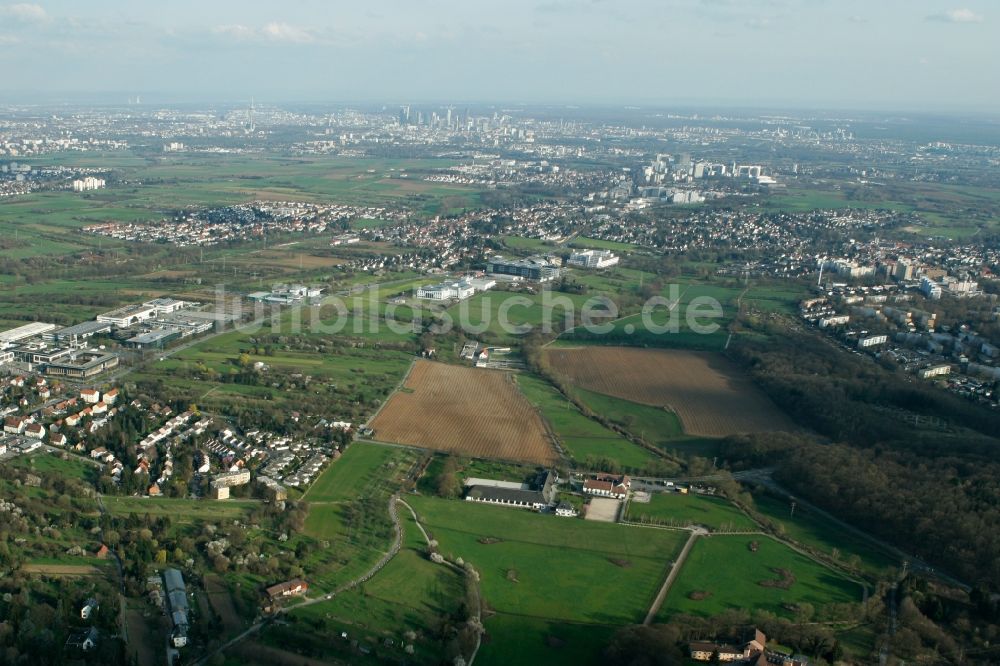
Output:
top-left (724, 320), bottom-right (1000, 590)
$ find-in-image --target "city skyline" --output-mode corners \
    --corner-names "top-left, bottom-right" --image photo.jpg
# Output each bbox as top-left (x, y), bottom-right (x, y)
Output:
top-left (0, 0), bottom-right (996, 112)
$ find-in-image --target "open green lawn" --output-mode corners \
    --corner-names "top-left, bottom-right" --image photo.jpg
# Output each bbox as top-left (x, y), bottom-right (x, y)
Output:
top-left (571, 388), bottom-right (683, 442)
top-left (408, 495), bottom-right (686, 625)
top-left (568, 236), bottom-right (642, 252)
top-left (568, 387), bottom-right (726, 459)
top-left (303, 443), bottom-right (410, 503)
top-left (625, 493), bottom-right (757, 531)
top-left (478, 614), bottom-right (617, 666)
top-left (13, 451), bottom-right (98, 483)
top-left (750, 493), bottom-right (899, 576)
top-left (516, 374), bottom-right (660, 471)
top-left (446, 289), bottom-right (596, 343)
top-left (102, 496), bottom-right (257, 521)
top-left (659, 536), bottom-right (862, 619)
top-left (287, 509), bottom-right (466, 665)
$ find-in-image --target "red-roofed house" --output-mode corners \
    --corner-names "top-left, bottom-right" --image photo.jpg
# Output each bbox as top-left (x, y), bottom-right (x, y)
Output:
top-left (583, 473), bottom-right (631, 499)
top-left (4, 416), bottom-right (27, 434)
top-left (80, 389), bottom-right (101, 404)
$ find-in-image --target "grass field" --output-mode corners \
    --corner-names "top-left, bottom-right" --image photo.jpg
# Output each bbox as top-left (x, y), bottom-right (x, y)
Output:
top-left (751, 493), bottom-right (899, 576)
top-left (660, 536), bottom-right (861, 619)
top-left (516, 374), bottom-right (660, 471)
top-left (477, 615), bottom-right (617, 666)
top-left (302, 443), bottom-right (409, 503)
top-left (545, 347), bottom-right (797, 437)
top-left (568, 387), bottom-right (727, 459)
top-left (407, 495), bottom-right (686, 625)
top-left (102, 496), bottom-right (258, 520)
top-left (625, 493), bottom-right (757, 531)
top-left (13, 452), bottom-right (98, 483)
top-left (370, 360), bottom-right (558, 464)
top-left (446, 289), bottom-right (596, 344)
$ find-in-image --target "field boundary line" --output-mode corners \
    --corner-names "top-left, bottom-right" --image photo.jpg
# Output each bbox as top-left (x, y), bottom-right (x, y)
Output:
top-left (362, 357), bottom-right (417, 429)
top-left (643, 528), bottom-right (704, 625)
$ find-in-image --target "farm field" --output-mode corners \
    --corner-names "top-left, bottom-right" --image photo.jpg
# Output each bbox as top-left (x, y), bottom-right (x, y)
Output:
top-left (751, 492), bottom-right (899, 576)
top-left (625, 493), bottom-right (757, 531)
top-left (302, 442), bottom-right (413, 502)
top-left (545, 346), bottom-right (797, 437)
top-left (407, 495), bottom-right (687, 625)
top-left (516, 374), bottom-right (661, 471)
top-left (659, 536), bottom-right (862, 619)
top-left (369, 360), bottom-right (558, 464)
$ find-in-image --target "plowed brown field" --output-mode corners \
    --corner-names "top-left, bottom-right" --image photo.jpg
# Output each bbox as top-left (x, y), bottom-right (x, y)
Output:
top-left (369, 360), bottom-right (557, 464)
top-left (545, 347), bottom-right (795, 437)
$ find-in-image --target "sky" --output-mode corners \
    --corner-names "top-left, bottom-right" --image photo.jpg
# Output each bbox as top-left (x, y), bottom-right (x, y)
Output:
top-left (0, 0), bottom-right (996, 112)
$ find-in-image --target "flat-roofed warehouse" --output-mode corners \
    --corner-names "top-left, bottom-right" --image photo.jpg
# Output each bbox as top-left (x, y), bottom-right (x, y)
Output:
top-left (97, 304), bottom-right (158, 328)
top-left (125, 328), bottom-right (182, 349)
top-left (0, 322), bottom-right (58, 344)
top-left (53, 320), bottom-right (113, 343)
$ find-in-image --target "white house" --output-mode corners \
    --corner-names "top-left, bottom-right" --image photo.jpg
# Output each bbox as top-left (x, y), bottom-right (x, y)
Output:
top-left (80, 598), bottom-right (99, 620)
top-left (555, 502), bottom-right (578, 517)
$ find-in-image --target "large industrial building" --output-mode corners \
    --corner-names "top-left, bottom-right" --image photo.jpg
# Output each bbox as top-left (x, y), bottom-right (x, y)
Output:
top-left (567, 249), bottom-right (620, 269)
top-left (44, 351), bottom-right (119, 378)
top-left (415, 276), bottom-right (495, 301)
top-left (0, 322), bottom-right (58, 345)
top-left (486, 255), bottom-right (562, 282)
top-left (97, 303), bottom-right (159, 328)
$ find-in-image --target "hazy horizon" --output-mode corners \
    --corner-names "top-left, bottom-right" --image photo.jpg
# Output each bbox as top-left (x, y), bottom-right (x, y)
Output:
top-left (0, 0), bottom-right (996, 114)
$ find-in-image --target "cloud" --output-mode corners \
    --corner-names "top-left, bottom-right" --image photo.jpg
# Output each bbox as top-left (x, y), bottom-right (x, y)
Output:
top-left (745, 17), bottom-right (772, 29)
top-left (213, 22), bottom-right (318, 44)
top-left (927, 8), bottom-right (984, 23)
top-left (0, 3), bottom-right (47, 23)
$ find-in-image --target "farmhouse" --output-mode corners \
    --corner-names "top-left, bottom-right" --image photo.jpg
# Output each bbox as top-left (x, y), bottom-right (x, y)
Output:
top-left (464, 470), bottom-right (557, 510)
top-left (689, 628), bottom-right (767, 663)
top-left (555, 502), bottom-right (578, 517)
top-left (80, 597), bottom-right (99, 620)
top-left (583, 473), bottom-right (631, 499)
top-left (65, 627), bottom-right (99, 652)
top-left (266, 579), bottom-right (308, 600)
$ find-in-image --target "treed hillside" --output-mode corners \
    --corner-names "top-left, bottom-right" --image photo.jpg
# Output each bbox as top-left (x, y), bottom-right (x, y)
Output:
top-left (724, 323), bottom-right (1000, 589)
